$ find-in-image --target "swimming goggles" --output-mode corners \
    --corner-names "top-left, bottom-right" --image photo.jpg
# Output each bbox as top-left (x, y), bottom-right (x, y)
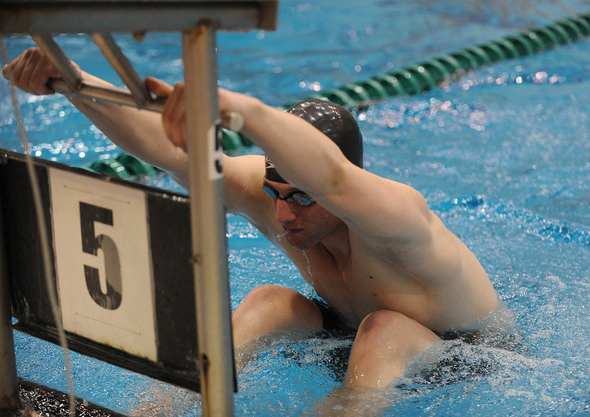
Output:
top-left (262, 184), bottom-right (315, 207)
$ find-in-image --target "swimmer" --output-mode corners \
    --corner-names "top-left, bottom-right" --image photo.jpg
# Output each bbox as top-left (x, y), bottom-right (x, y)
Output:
top-left (6, 48), bottom-right (514, 392)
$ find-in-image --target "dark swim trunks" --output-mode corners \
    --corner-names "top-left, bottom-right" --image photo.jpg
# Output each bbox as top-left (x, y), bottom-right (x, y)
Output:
top-left (310, 297), bottom-right (356, 381)
top-left (311, 297), bottom-right (356, 334)
top-left (312, 296), bottom-right (520, 348)
top-left (309, 296), bottom-right (522, 382)
top-left (407, 305), bottom-right (524, 387)
top-left (432, 299), bottom-right (523, 352)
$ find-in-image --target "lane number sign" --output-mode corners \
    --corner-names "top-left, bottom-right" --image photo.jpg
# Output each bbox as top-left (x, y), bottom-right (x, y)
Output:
top-left (49, 168), bottom-right (157, 361)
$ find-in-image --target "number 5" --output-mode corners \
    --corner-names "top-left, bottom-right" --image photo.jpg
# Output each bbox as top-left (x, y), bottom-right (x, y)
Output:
top-left (79, 202), bottom-right (122, 310)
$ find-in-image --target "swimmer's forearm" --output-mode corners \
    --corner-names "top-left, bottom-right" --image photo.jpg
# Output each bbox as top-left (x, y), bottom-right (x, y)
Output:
top-left (237, 94), bottom-right (347, 195)
top-left (67, 72), bottom-right (189, 186)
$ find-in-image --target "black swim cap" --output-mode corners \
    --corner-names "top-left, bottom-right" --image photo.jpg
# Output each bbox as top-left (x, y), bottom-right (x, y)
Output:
top-left (265, 99), bottom-right (363, 184)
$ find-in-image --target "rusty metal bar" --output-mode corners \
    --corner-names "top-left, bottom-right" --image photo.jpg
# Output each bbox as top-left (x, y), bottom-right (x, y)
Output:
top-left (184, 24), bottom-right (235, 416)
top-left (32, 34), bottom-right (83, 91)
top-left (91, 32), bottom-right (151, 107)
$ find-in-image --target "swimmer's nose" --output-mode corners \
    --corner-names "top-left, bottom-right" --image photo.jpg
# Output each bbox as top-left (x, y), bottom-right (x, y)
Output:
top-left (274, 198), bottom-right (298, 224)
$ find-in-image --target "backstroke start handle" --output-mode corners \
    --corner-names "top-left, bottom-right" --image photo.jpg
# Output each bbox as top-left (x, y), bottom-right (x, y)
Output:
top-left (1, 64), bottom-right (244, 131)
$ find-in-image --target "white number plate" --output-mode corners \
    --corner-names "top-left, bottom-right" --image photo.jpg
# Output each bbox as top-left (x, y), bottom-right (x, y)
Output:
top-left (49, 168), bottom-right (157, 361)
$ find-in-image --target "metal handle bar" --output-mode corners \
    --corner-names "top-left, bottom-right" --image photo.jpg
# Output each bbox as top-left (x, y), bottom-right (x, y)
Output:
top-left (2, 64), bottom-right (243, 130)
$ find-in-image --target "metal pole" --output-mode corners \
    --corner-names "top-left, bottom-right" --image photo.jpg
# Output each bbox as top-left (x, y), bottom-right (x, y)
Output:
top-left (48, 78), bottom-right (167, 113)
top-left (183, 24), bottom-right (235, 417)
top-left (91, 32), bottom-right (151, 107)
top-left (32, 34), bottom-right (83, 91)
top-left (0, 197), bottom-right (21, 413)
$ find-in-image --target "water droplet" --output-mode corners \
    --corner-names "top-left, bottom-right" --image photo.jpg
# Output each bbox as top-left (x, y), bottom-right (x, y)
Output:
top-left (302, 250), bottom-right (313, 281)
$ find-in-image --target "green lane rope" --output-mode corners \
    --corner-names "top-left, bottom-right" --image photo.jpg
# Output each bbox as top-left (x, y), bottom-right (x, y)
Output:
top-left (298, 13), bottom-right (590, 111)
top-left (88, 13), bottom-right (590, 179)
top-left (88, 153), bottom-right (159, 178)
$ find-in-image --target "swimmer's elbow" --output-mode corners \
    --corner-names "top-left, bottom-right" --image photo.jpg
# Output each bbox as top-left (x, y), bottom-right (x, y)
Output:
top-left (325, 161), bottom-right (348, 195)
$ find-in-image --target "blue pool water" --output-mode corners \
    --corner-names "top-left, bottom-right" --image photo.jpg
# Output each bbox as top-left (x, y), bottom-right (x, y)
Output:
top-left (2, 0), bottom-right (590, 415)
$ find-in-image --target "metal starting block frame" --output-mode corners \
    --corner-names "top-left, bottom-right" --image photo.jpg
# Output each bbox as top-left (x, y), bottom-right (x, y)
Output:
top-left (0, 2), bottom-right (278, 416)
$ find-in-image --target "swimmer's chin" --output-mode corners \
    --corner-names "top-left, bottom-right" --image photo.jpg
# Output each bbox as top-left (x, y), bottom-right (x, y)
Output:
top-left (285, 237), bottom-right (315, 251)
top-left (276, 227), bottom-right (318, 251)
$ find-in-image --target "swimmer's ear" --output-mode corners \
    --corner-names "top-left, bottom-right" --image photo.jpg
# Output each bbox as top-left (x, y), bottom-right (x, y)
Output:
top-left (145, 76), bottom-right (173, 98)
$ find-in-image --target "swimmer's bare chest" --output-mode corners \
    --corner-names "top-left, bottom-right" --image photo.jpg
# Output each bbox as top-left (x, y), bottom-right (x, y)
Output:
top-left (293, 239), bottom-right (499, 332)
top-left (295, 246), bottom-right (435, 329)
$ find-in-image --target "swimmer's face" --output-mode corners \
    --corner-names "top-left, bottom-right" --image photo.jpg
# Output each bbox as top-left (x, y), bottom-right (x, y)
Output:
top-left (264, 180), bottom-right (344, 250)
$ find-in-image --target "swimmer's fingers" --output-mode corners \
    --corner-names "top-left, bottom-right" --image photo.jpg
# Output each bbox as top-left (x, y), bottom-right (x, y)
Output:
top-left (1, 64), bottom-right (11, 79)
top-left (217, 88), bottom-right (234, 115)
top-left (146, 77), bottom-right (186, 150)
top-left (164, 83), bottom-right (187, 150)
top-left (218, 88), bottom-right (245, 132)
top-left (7, 48), bottom-right (62, 95)
top-left (146, 81), bottom-right (242, 148)
top-left (145, 76), bottom-right (173, 97)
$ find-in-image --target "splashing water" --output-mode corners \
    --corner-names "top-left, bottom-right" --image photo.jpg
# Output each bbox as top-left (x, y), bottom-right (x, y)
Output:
top-left (275, 230), bottom-right (289, 242)
top-left (4, 0), bottom-right (590, 415)
top-left (302, 250), bottom-right (313, 281)
top-left (302, 250), bottom-right (317, 300)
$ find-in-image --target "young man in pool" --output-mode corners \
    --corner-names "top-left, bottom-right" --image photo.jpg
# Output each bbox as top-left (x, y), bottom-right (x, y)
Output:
top-left (6, 48), bottom-right (510, 389)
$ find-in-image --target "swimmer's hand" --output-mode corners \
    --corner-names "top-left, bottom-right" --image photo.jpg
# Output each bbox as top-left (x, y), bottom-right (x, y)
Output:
top-left (146, 77), bottom-right (244, 152)
top-left (3, 47), bottom-right (78, 95)
top-left (146, 77), bottom-right (187, 150)
top-left (1, 64), bottom-right (10, 79)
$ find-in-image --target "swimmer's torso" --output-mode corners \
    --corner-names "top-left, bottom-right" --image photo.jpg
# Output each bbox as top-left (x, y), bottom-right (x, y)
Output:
top-left (273, 211), bottom-right (499, 332)
top-left (233, 162), bottom-right (499, 333)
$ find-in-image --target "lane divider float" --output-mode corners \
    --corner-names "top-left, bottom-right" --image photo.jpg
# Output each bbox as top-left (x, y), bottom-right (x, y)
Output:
top-left (88, 13), bottom-right (590, 178)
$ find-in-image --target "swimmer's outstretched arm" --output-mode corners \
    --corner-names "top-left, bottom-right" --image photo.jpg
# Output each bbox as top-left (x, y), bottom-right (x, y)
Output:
top-left (157, 81), bottom-right (435, 245)
top-left (5, 48), bottom-right (190, 187)
top-left (220, 90), bottom-right (432, 236)
top-left (69, 80), bottom-right (190, 187)
top-left (150, 79), bottom-right (352, 200)
top-left (7, 50), bottom-right (271, 222)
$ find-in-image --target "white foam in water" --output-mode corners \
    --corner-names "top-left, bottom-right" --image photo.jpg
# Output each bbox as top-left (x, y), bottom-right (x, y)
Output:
top-left (3, 0), bottom-right (590, 415)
